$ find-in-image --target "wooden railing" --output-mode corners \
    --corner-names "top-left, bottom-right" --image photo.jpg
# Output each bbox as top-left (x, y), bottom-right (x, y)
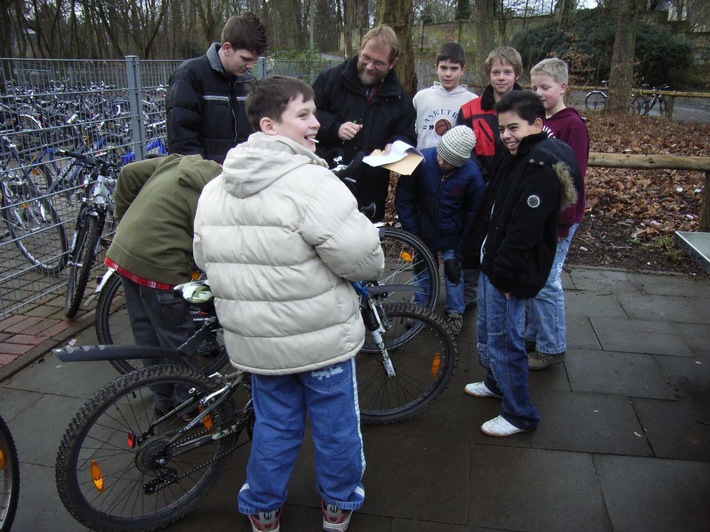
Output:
top-left (588, 152), bottom-right (710, 231)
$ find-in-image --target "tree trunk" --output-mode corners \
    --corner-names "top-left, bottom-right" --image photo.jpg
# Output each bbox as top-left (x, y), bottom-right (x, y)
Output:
top-left (343, 0), bottom-right (354, 58)
top-left (607, 0), bottom-right (642, 113)
top-left (375, 0), bottom-right (416, 95)
top-left (475, 0), bottom-right (495, 89)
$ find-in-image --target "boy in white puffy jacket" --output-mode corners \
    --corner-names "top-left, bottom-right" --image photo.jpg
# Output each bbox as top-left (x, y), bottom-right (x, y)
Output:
top-left (193, 76), bottom-right (384, 532)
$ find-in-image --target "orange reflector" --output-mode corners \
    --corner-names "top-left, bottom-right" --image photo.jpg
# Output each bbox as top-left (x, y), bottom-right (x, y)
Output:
top-left (430, 353), bottom-right (441, 378)
top-left (91, 460), bottom-right (105, 492)
top-left (399, 251), bottom-right (413, 262)
top-left (0, 449), bottom-right (5, 469)
top-left (201, 407), bottom-right (213, 430)
top-left (127, 432), bottom-right (137, 449)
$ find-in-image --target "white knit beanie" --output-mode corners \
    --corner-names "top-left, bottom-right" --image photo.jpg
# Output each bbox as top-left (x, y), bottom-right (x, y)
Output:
top-left (437, 125), bottom-right (476, 167)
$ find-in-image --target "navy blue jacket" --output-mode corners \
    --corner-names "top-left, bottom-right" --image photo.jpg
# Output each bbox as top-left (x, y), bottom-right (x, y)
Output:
top-left (395, 147), bottom-right (485, 253)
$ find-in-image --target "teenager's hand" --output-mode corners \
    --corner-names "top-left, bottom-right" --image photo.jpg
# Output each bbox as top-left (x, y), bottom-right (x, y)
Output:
top-left (338, 121), bottom-right (363, 141)
top-left (504, 292), bottom-right (510, 300)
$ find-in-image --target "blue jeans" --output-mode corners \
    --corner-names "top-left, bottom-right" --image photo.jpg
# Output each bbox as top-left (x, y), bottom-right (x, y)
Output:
top-left (525, 224), bottom-right (578, 355)
top-left (414, 249), bottom-right (464, 315)
top-left (477, 273), bottom-right (539, 430)
top-left (238, 359), bottom-right (365, 514)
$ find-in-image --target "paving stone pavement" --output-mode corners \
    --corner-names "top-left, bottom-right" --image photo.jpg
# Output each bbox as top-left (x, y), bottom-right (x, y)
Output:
top-left (0, 266), bottom-right (709, 531)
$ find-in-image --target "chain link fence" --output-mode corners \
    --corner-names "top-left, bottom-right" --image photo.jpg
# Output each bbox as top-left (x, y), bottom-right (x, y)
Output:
top-left (0, 56), bottom-right (344, 317)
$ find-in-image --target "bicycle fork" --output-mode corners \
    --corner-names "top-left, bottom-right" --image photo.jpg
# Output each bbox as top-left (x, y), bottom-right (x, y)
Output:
top-left (363, 299), bottom-right (396, 377)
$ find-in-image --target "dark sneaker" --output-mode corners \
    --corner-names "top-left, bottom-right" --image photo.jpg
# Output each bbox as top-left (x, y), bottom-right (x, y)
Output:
top-left (525, 339), bottom-right (536, 353)
top-left (446, 312), bottom-right (463, 336)
top-left (528, 351), bottom-right (566, 371)
top-left (249, 507), bottom-right (282, 532)
top-left (322, 500), bottom-right (352, 532)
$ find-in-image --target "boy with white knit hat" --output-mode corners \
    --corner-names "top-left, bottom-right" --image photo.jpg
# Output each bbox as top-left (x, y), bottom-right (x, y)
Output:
top-left (395, 125), bottom-right (485, 334)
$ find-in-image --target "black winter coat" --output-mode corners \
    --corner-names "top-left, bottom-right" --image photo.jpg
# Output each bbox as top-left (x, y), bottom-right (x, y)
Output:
top-left (312, 57), bottom-right (416, 221)
top-left (166, 44), bottom-right (255, 164)
top-left (474, 132), bottom-right (579, 299)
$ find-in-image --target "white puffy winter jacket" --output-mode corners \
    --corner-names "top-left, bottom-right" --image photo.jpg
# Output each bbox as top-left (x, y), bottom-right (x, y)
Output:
top-left (194, 132), bottom-right (385, 375)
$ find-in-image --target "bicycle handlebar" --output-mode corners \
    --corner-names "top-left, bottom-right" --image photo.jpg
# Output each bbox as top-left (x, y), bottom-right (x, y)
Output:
top-left (58, 149), bottom-right (123, 170)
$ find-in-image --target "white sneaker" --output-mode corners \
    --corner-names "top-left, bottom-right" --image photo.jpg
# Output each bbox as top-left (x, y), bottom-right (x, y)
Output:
top-left (481, 415), bottom-right (529, 437)
top-left (464, 381), bottom-right (503, 399)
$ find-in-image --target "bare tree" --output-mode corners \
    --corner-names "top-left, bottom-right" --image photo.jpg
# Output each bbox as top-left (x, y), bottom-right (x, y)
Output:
top-left (607, 0), bottom-right (643, 113)
top-left (475, 0), bottom-right (496, 87)
top-left (375, 0), bottom-right (416, 94)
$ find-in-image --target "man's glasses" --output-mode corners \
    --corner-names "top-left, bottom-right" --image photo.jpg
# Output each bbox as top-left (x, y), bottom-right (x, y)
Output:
top-left (359, 53), bottom-right (389, 70)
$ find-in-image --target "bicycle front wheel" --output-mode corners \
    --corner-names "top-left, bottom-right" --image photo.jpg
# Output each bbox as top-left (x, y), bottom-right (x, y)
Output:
top-left (584, 91), bottom-right (607, 111)
top-left (95, 273), bottom-right (231, 375)
top-left (65, 215), bottom-right (102, 318)
top-left (1, 179), bottom-right (67, 275)
top-left (658, 97), bottom-right (668, 117)
top-left (379, 227), bottom-right (439, 310)
top-left (630, 94), bottom-right (647, 115)
top-left (357, 303), bottom-right (458, 424)
top-left (0, 415), bottom-right (20, 532)
top-left (55, 365), bottom-right (245, 531)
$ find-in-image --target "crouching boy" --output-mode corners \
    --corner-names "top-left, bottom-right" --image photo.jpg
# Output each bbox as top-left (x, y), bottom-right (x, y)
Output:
top-left (463, 91), bottom-right (579, 437)
top-left (193, 76), bottom-right (385, 532)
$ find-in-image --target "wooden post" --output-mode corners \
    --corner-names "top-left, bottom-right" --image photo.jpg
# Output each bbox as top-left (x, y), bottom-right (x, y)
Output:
top-left (701, 171), bottom-right (710, 232)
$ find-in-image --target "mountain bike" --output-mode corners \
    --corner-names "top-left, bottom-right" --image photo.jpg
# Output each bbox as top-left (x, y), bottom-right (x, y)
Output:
top-left (54, 279), bottom-right (456, 530)
top-left (329, 151), bottom-right (439, 310)
top-left (634, 84), bottom-right (670, 117)
top-left (62, 149), bottom-right (122, 318)
top-left (1, 135), bottom-right (68, 275)
top-left (0, 414), bottom-right (20, 532)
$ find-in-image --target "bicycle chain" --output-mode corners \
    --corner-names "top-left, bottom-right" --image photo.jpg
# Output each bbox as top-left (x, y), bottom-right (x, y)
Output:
top-left (143, 409), bottom-right (253, 494)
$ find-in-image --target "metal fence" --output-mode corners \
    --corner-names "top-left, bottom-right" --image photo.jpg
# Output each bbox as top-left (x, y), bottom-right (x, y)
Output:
top-left (0, 56), bottom-right (344, 317)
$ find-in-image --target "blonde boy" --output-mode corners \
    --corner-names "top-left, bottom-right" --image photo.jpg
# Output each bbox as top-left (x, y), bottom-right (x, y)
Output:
top-left (526, 58), bottom-right (589, 371)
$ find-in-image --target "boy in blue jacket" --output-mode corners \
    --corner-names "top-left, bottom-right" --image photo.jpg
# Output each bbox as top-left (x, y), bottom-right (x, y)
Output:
top-left (395, 125), bottom-right (484, 335)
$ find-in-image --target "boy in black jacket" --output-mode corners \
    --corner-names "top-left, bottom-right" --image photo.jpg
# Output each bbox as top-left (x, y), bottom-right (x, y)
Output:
top-left (463, 92), bottom-right (578, 437)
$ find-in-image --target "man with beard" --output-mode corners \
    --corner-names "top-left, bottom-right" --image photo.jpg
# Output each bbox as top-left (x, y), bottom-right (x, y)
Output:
top-left (312, 25), bottom-right (416, 221)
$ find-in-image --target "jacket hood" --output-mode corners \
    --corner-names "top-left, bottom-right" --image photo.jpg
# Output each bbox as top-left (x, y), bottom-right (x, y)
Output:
top-left (206, 43), bottom-right (256, 83)
top-left (175, 154), bottom-right (222, 193)
top-left (431, 82), bottom-right (471, 97)
top-left (553, 161), bottom-right (578, 211)
top-left (221, 132), bottom-right (328, 198)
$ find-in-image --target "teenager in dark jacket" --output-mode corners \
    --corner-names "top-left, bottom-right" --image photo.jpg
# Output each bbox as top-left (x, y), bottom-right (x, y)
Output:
top-left (463, 92), bottom-right (578, 438)
top-left (395, 125), bottom-right (484, 334)
top-left (312, 25), bottom-right (416, 221)
top-left (166, 13), bottom-right (267, 164)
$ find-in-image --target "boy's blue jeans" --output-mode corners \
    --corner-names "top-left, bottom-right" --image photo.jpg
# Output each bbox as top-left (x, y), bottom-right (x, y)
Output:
top-left (525, 224), bottom-right (578, 355)
top-left (414, 249), bottom-right (464, 315)
top-left (477, 273), bottom-right (539, 430)
top-left (238, 358), bottom-right (366, 515)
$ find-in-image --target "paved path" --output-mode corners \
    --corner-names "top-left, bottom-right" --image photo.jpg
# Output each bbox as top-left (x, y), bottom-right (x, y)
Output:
top-left (1, 266), bottom-right (709, 531)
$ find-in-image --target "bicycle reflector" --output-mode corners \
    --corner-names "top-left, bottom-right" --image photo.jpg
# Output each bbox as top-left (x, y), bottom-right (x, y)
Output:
top-left (431, 353), bottom-right (441, 379)
top-left (0, 448), bottom-right (5, 469)
top-left (91, 460), bottom-right (105, 492)
top-left (400, 250), bottom-right (413, 262)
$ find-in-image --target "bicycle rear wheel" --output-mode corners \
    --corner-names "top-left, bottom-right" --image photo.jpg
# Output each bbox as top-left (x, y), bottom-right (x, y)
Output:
top-left (55, 365), bottom-right (247, 531)
top-left (584, 91), bottom-right (607, 111)
top-left (65, 215), bottom-right (101, 318)
top-left (357, 303), bottom-right (458, 424)
top-left (1, 178), bottom-right (67, 275)
top-left (378, 227), bottom-right (439, 310)
top-left (0, 415), bottom-right (20, 532)
top-left (95, 273), bottom-right (231, 375)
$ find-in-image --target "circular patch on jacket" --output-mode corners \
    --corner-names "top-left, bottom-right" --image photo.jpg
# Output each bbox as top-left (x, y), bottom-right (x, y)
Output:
top-left (527, 195), bottom-right (541, 208)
